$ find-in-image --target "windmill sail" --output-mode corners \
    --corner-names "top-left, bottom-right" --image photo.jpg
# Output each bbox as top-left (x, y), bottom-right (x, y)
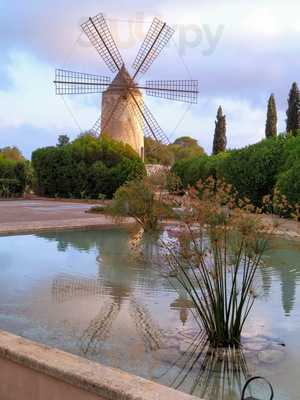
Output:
top-left (145, 80), bottom-right (198, 104)
top-left (54, 69), bottom-right (111, 95)
top-left (81, 13), bottom-right (124, 73)
top-left (129, 93), bottom-right (170, 145)
top-left (132, 17), bottom-right (175, 76)
top-left (55, 13), bottom-right (199, 153)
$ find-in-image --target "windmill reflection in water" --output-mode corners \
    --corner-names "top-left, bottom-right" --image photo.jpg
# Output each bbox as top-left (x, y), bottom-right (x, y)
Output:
top-left (51, 229), bottom-right (163, 356)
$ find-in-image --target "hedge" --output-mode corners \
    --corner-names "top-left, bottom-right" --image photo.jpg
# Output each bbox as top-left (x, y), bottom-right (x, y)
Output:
top-left (220, 137), bottom-right (286, 206)
top-left (0, 155), bottom-right (29, 197)
top-left (32, 135), bottom-right (146, 199)
top-left (171, 135), bottom-right (297, 208)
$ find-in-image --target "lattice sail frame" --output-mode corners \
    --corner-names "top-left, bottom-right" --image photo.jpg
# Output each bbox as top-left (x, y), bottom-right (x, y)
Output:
top-left (128, 94), bottom-right (170, 144)
top-left (132, 17), bottom-right (175, 76)
top-left (54, 69), bottom-right (111, 95)
top-left (145, 80), bottom-right (198, 104)
top-left (81, 14), bottom-right (124, 73)
top-left (55, 13), bottom-right (199, 145)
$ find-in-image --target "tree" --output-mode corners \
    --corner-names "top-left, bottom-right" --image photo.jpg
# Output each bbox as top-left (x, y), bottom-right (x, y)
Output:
top-left (265, 94), bottom-right (277, 138)
top-left (169, 136), bottom-right (205, 162)
top-left (57, 134), bottom-right (70, 147)
top-left (173, 136), bottom-right (199, 148)
top-left (286, 82), bottom-right (300, 135)
top-left (212, 106), bottom-right (227, 155)
top-left (144, 137), bottom-right (174, 166)
top-left (0, 146), bottom-right (24, 161)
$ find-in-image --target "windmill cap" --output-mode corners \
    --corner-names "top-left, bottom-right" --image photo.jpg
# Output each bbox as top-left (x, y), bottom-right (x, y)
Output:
top-left (104, 65), bottom-right (141, 95)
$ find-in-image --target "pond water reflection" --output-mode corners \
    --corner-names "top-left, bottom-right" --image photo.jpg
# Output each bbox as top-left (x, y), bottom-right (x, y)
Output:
top-left (0, 228), bottom-right (299, 399)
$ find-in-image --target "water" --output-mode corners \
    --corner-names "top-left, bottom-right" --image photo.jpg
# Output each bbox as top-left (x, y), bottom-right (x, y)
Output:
top-left (0, 228), bottom-right (299, 399)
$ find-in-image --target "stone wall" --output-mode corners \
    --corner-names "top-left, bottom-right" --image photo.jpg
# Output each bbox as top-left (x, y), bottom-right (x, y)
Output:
top-left (0, 330), bottom-right (200, 400)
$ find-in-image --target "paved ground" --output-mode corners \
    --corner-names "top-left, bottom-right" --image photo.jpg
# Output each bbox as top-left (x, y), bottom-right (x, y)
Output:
top-left (0, 200), bottom-right (103, 223)
top-left (0, 199), bottom-right (299, 239)
top-left (0, 200), bottom-right (125, 235)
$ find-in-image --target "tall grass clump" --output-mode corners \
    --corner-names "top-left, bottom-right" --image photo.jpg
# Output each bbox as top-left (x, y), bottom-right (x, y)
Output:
top-left (163, 178), bottom-right (272, 348)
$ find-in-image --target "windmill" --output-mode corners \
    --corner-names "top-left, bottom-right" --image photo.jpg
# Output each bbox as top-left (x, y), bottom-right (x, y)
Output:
top-left (54, 13), bottom-right (199, 159)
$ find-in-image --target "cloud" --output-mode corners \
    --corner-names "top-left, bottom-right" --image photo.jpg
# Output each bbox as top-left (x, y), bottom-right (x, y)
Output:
top-left (0, 124), bottom-right (60, 159)
top-left (0, 0), bottom-right (299, 158)
top-left (0, 53), bottom-right (99, 131)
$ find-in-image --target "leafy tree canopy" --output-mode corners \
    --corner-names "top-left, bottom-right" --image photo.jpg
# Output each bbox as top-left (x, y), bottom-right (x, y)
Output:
top-left (0, 146), bottom-right (24, 161)
top-left (57, 134), bottom-right (70, 147)
top-left (145, 135), bottom-right (205, 166)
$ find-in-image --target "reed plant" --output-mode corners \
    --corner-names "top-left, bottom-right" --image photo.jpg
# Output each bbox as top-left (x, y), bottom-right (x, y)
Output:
top-left (162, 178), bottom-right (272, 348)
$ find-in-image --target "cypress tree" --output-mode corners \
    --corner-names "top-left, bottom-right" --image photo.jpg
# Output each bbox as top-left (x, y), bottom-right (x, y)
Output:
top-left (286, 82), bottom-right (300, 135)
top-left (265, 94), bottom-right (277, 138)
top-left (212, 106), bottom-right (227, 155)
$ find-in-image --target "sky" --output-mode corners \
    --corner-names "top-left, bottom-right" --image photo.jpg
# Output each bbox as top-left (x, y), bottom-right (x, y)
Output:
top-left (1, 0), bottom-right (300, 158)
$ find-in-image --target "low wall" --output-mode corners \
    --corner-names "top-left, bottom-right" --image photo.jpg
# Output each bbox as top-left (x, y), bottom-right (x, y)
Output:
top-left (0, 330), bottom-right (200, 400)
top-left (145, 164), bottom-right (170, 176)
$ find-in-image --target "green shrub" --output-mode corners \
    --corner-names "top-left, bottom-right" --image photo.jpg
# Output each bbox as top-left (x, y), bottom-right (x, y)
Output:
top-left (277, 160), bottom-right (300, 205)
top-left (108, 176), bottom-right (173, 231)
top-left (219, 137), bottom-right (286, 206)
top-left (32, 135), bottom-right (145, 199)
top-left (172, 152), bottom-right (228, 188)
top-left (0, 154), bottom-right (30, 197)
top-left (172, 156), bottom-right (209, 187)
top-left (172, 136), bottom-right (291, 209)
top-left (0, 179), bottom-right (23, 197)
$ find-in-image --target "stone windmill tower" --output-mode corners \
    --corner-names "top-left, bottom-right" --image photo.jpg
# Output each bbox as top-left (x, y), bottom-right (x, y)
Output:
top-left (54, 14), bottom-right (199, 160)
top-left (101, 66), bottom-right (144, 158)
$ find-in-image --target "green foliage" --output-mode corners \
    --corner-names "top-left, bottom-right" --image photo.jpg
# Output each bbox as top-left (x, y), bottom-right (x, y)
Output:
top-left (286, 82), bottom-right (300, 135)
top-left (144, 137), bottom-right (174, 165)
top-left (275, 134), bottom-right (300, 205)
top-left (277, 161), bottom-right (300, 205)
top-left (169, 136), bottom-right (205, 162)
top-left (172, 156), bottom-right (209, 187)
top-left (0, 179), bottom-right (23, 198)
top-left (172, 136), bottom-right (287, 208)
top-left (32, 135), bottom-right (145, 199)
top-left (163, 179), bottom-right (268, 347)
top-left (220, 137), bottom-right (286, 206)
top-left (265, 94), bottom-right (277, 138)
top-left (145, 136), bottom-right (205, 166)
top-left (0, 146), bottom-right (24, 161)
top-left (108, 176), bottom-right (173, 232)
top-left (0, 148), bottom-right (30, 197)
top-left (172, 152), bottom-right (229, 188)
top-left (57, 134), bottom-right (70, 147)
top-left (212, 106), bottom-right (227, 155)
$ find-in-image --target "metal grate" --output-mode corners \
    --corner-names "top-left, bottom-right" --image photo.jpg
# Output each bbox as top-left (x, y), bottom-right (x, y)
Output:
top-left (145, 80), bottom-right (198, 103)
top-left (81, 13), bottom-right (123, 73)
top-left (54, 69), bottom-right (111, 95)
top-left (132, 17), bottom-right (174, 76)
top-left (129, 94), bottom-right (170, 144)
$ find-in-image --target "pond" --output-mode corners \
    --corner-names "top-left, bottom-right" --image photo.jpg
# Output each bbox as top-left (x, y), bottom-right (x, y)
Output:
top-left (0, 227), bottom-right (299, 399)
